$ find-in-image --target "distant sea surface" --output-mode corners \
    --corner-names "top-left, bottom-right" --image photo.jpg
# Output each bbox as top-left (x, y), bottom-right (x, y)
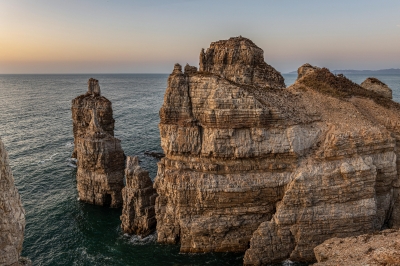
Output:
top-left (0, 73), bottom-right (399, 265)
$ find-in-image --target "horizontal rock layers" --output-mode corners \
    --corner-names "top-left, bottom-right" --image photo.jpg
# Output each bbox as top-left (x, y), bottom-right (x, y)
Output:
top-left (313, 229), bottom-right (400, 266)
top-left (121, 156), bottom-right (157, 237)
top-left (0, 138), bottom-right (26, 266)
top-left (71, 78), bottom-right (115, 158)
top-left (244, 67), bottom-right (400, 264)
top-left (155, 36), bottom-right (400, 264)
top-left (155, 37), bottom-right (313, 253)
top-left (72, 79), bottom-right (125, 208)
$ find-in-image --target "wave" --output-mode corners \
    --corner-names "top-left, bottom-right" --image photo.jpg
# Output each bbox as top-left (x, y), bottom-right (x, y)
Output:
top-left (126, 231), bottom-right (157, 245)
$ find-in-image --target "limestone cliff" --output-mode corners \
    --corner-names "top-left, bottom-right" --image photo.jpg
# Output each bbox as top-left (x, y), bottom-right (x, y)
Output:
top-left (121, 156), bottom-right (157, 237)
top-left (71, 78), bottom-right (115, 158)
top-left (244, 67), bottom-right (400, 264)
top-left (155, 36), bottom-right (400, 264)
top-left (72, 79), bottom-right (125, 208)
top-left (0, 138), bottom-right (26, 266)
top-left (313, 229), bottom-right (400, 266)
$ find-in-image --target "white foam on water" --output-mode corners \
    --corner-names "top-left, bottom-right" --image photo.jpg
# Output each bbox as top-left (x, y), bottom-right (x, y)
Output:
top-left (128, 231), bottom-right (157, 245)
top-left (67, 163), bottom-right (77, 168)
top-left (65, 142), bottom-right (74, 148)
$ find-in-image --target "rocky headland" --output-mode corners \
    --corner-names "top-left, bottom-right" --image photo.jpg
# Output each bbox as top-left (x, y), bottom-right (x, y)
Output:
top-left (0, 138), bottom-right (29, 265)
top-left (154, 36), bottom-right (400, 264)
top-left (72, 79), bottom-right (125, 207)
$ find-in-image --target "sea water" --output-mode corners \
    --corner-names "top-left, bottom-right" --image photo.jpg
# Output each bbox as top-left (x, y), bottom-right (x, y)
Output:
top-left (0, 73), bottom-right (398, 265)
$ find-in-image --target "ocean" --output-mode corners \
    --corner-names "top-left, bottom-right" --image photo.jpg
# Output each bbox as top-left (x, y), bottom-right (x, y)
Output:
top-left (0, 73), bottom-right (399, 265)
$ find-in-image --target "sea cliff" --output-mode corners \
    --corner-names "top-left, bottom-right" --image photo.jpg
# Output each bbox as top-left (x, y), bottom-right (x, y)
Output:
top-left (154, 36), bottom-right (400, 264)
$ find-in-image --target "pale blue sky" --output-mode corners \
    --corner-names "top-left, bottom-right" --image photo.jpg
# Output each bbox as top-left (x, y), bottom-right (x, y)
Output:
top-left (1, 0), bottom-right (400, 73)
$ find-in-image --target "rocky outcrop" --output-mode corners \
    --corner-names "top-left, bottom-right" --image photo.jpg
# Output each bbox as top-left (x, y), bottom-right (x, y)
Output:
top-left (121, 156), bottom-right (157, 237)
top-left (155, 36), bottom-right (400, 265)
top-left (361, 77), bottom-right (393, 99)
top-left (244, 67), bottom-right (400, 264)
top-left (199, 36), bottom-right (285, 89)
top-left (71, 78), bottom-right (115, 158)
top-left (0, 138), bottom-right (26, 266)
top-left (72, 79), bottom-right (125, 208)
top-left (313, 229), bottom-right (400, 266)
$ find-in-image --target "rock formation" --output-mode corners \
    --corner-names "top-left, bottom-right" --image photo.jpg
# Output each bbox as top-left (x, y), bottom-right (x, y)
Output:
top-left (313, 229), bottom-right (400, 266)
top-left (71, 78), bottom-right (115, 158)
top-left (72, 79), bottom-right (125, 208)
top-left (199, 36), bottom-right (285, 89)
top-left (121, 156), bottom-right (157, 237)
top-left (361, 77), bottom-right (393, 99)
top-left (0, 138), bottom-right (26, 266)
top-left (155, 36), bottom-right (400, 264)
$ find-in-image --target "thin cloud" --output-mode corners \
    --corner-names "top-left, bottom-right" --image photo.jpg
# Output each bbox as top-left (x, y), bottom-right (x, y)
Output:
top-left (397, 25), bottom-right (400, 27)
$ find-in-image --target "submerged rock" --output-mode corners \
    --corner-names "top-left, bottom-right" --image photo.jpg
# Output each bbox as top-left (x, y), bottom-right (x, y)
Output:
top-left (361, 77), bottom-right (393, 99)
top-left (121, 156), bottom-right (157, 237)
top-left (313, 229), bottom-right (400, 266)
top-left (72, 79), bottom-right (125, 208)
top-left (0, 138), bottom-right (26, 266)
top-left (155, 36), bottom-right (400, 264)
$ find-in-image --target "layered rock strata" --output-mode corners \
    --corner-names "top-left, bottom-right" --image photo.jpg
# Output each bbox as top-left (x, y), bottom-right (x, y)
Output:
top-left (199, 36), bottom-right (285, 89)
top-left (155, 36), bottom-right (400, 264)
top-left (313, 229), bottom-right (400, 266)
top-left (244, 67), bottom-right (400, 264)
top-left (72, 80), bottom-right (125, 207)
top-left (361, 77), bottom-right (393, 99)
top-left (71, 78), bottom-right (115, 158)
top-left (121, 156), bottom-right (157, 237)
top-left (0, 138), bottom-right (26, 266)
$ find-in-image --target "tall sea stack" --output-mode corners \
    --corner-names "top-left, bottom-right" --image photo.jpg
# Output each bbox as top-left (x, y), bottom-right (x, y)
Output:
top-left (0, 138), bottom-right (27, 265)
top-left (72, 79), bottom-right (125, 207)
top-left (155, 36), bottom-right (400, 264)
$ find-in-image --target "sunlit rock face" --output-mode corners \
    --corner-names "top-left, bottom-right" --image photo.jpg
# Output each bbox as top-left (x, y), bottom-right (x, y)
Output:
top-left (313, 229), bottom-right (400, 266)
top-left (121, 156), bottom-right (157, 237)
top-left (155, 36), bottom-right (400, 265)
top-left (361, 77), bottom-right (393, 99)
top-left (71, 78), bottom-right (115, 159)
top-left (0, 138), bottom-right (26, 266)
top-left (72, 79), bottom-right (125, 208)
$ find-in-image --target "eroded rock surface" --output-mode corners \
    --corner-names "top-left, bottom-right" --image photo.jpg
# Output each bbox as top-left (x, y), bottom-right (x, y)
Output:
top-left (313, 229), bottom-right (400, 266)
top-left (0, 138), bottom-right (26, 266)
top-left (199, 36), bottom-right (285, 89)
top-left (361, 77), bottom-right (393, 99)
top-left (72, 79), bottom-right (125, 207)
top-left (244, 66), bottom-right (400, 264)
top-left (121, 156), bottom-right (157, 237)
top-left (155, 36), bottom-right (400, 265)
top-left (71, 78), bottom-right (115, 158)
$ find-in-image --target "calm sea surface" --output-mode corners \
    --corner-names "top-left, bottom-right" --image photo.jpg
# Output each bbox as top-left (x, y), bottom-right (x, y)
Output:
top-left (0, 73), bottom-right (399, 265)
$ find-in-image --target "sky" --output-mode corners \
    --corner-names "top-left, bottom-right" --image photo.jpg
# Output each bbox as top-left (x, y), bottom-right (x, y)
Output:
top-left (1, 0), bottom-right (400, 74)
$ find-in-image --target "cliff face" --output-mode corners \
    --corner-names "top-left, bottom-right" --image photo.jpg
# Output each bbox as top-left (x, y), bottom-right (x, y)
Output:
top-left (155, 37), bottom-right (314, 253)
top-left (0, 138), bottom-right (26, 266)
top-left (121, 156), bottom-right (157, 237)
top-left (72, 79), bottom-right (125, 208)
top-left (71, 78), bottom-right (115, 158)
top-left (155, 36), bottom-right (400, 263)
top-left (313, 229), bottom-right (400, 266)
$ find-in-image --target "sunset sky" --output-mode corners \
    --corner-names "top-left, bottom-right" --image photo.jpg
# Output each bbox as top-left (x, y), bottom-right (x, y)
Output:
top-left (1, 0), bottom-right (400, 74)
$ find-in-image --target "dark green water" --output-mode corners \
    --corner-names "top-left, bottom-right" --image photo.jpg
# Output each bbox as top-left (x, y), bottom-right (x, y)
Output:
top-left (0, 73), bottom-right (398, 265)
